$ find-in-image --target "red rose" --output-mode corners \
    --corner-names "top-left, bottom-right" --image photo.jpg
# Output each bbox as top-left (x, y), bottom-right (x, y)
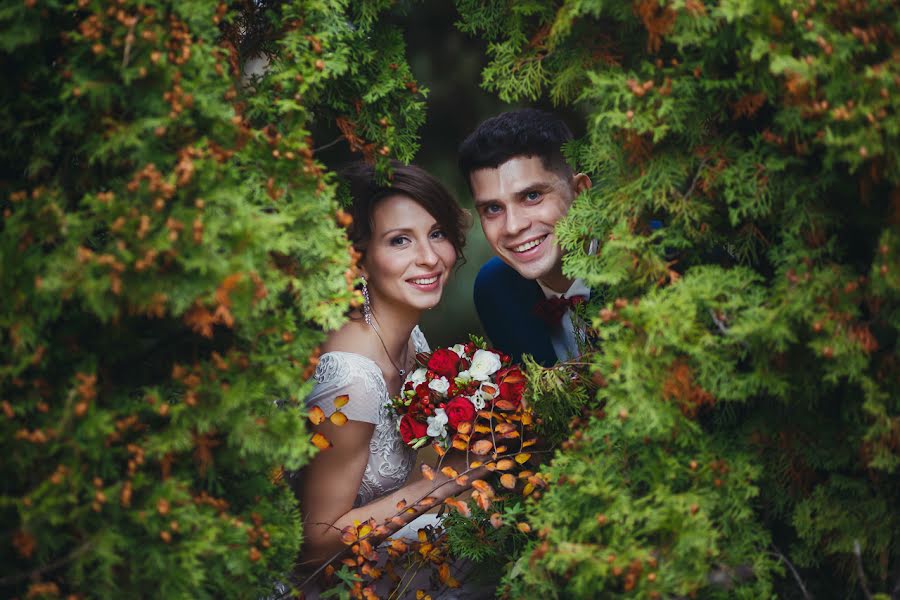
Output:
top-left (399, 414), bottom-right (428, 444)
top-left (445, 396), bottom-right (476, 429)
top-left (427, 348), bottom-right (460, 378)
top-left (496, 366), bottom-right (526, 408)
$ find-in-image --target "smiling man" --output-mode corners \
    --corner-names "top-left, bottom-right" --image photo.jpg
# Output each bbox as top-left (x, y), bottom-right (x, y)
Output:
top-left (459, 109), bottom-right (592, 366)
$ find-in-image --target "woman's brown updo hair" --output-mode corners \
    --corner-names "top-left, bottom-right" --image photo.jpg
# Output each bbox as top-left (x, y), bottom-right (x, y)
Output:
top-left (340, 161), bottom-right (470, 263)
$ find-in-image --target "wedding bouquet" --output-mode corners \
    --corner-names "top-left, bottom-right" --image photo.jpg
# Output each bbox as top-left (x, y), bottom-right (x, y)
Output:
top-left (390, 341), bottom-right (529, 450)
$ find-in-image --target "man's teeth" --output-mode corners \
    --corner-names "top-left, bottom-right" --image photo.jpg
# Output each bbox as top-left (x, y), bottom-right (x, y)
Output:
top-left (411, 276), bottom-right (438, 285)
top-left (513, 236), bottom-right (546, 253)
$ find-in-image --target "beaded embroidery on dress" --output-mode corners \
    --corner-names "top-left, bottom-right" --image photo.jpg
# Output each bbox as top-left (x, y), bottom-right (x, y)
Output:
top-left (304, 326), bottom-right (429, 507)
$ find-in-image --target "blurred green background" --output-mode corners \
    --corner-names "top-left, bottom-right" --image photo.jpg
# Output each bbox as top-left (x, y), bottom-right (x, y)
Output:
top-left (316, 2), bottom-right (584, 348)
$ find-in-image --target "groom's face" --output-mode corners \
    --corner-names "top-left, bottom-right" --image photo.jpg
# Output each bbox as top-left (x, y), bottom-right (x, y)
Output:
top-left (470, 155), bottom-right (590, 290)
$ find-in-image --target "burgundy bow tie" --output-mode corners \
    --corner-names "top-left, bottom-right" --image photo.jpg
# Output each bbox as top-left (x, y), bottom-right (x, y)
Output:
top-left (533, 295), bottom-right (586, 327)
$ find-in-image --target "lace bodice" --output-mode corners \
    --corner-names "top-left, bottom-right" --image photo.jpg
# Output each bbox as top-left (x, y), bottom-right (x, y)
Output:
top-left (304, 326), bottom-right (429, 507)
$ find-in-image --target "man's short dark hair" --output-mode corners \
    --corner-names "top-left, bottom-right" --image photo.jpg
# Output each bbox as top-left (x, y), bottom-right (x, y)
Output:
top-left (458, 109), bottom-right (574, 181)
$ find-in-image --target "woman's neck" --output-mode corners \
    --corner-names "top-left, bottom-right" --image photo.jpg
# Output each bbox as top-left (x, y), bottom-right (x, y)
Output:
top-left (368, 301), bottom-right (420, 355)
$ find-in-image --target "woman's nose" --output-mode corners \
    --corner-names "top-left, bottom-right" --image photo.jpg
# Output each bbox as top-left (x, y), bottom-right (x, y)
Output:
top-left (417, 239), bottom-right (439, 266)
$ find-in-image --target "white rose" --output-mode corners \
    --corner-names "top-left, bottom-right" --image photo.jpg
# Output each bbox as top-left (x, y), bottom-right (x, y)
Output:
top-left (405, 367), bottom-right (427, 387)
top-left (450, 343), bottom-right (467, 357)
top-left (469, 392), bottom-right (486, 411)
top-left (468, 349), bottom-right (502, 381)
top-left (426, 408), bottom-right (449, 438)
top-left (428, 376), bottom-right (450, 396)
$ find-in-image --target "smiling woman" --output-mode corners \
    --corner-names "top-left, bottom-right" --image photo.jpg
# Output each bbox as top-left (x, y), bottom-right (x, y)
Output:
top-left (285, 162), bottom-right (477, 596)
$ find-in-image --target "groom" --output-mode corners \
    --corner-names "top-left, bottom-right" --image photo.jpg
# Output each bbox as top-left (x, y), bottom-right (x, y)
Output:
top-left (459, 109), bottom-right (592, 366)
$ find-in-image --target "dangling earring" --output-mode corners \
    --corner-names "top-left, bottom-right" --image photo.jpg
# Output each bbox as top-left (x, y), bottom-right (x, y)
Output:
top-left (361, 275), bottom-right (372, 326)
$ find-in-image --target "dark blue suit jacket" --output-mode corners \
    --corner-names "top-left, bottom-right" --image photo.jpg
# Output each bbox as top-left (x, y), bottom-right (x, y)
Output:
top-left (473, 257), bottom-right (558, 367)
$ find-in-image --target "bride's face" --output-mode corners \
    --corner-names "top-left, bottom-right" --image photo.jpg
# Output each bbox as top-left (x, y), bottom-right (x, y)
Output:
top-left (362, 194), bottom-right (457, 313)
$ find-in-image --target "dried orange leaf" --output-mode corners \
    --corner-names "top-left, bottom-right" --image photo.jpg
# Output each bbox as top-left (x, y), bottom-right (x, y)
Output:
top-left (522, 482), bottom-right (535, 495)
top-left (471, 439), bottom-right (493, 455)
top-left (329, 411), bottom-right (348, 426)
top-left (484, 461), bottom-right (497, 471)
top-left (494, 399), bottom-right (518, 411)
top-left (500, 473), bottom-right (516, 489)
top-left (500, 430), bottom-right (520, 439)
top-left (445, 497), bottom-right (471, 518)
top-left (481, 384), bottom-right (497, 395)
top-left (441, 466), bottom-right (459, 479)
top-left (496, 459), bottom-right (515, 471)
top-left (432, 442), bottom-right (446, 457)
top-left (457, 422), bottom-right (473, 435)
top-left (495, 445), bottom-right (508, 454)
top-left (390, 516), bottom-right (405, 527)
top-left (522, 438), bottom-right (538, 448)
top-left (490, 513), bottom-right (503, 529)
top-left (417, 529), bottom-right (429, 543)
top-left (471, 480), bottom-right (495, 497)
top-left (515, 453), bottom-right (531, 464)
top-left (494, 422), bottom-right (516, 434)
top-left (469, 460), bottom-right (482, 468)
top-left (418, 496), bottom-right (438, 508)
top-left (455, 475), bottom-right (469, 486)
top-left (420, 463), bottom-right (435, 481)
top-left (341, 557), bottom-right (356, 568)
top-left (474, 491), bottom-right (491, 511)
top-left (390, 539), bottom-right (409, 553)
top-left (451, 437), bottom-right (468, 451)
top-left (474, 424), bottom-right (492, 434)
top-left (334, 394), bottom-right (349, 409)
top-left (308, 406), bottom-right (326, 425)
top-left (396, 499), bottom-right (407, 511)
top-left (516, 522), bottom-right (531, 534)
top-left (311, 432), bottom-right (332, 450)
top-left (477, 410), bottom-right (497, 420)
top-left (340, 525), bottom-right (358, 545)
top-left (518, 470), bottom-right (534, 479)
top-left (521, 413), bottom-right (533, 426)
top-left (358, 524), bottom-right (372, 538)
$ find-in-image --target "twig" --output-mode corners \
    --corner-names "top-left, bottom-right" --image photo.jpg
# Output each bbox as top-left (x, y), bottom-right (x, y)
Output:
top-left (770, 545), bottom-right (812, 600)
top-left (312, 136), bottom-right (345, 155)
top-left (0, 540), bottom-right (93, 587)
top-left (681, 157), bottom-right (709, 202)
top-left (854, 540), bottom-right (874, 600)
top-left (121, 19), bottom-right (137, 70)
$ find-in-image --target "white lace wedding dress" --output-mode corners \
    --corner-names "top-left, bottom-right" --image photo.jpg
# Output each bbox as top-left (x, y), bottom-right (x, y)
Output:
top-left (303, 327), bottom-right (427, 508)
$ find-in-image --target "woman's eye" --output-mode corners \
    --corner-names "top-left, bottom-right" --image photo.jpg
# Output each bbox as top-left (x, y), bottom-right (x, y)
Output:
top-left (390, 236), bottom-right (410, 246)
top-left (430, 229), bottom-right (447, 240)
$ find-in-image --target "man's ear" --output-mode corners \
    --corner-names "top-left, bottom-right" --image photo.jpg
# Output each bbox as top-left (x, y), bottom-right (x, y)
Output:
top-left (573, 172), bottom-right (592, 194)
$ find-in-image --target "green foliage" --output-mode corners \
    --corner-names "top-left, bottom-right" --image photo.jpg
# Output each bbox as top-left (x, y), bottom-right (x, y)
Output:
top-left (0, 1), bottom-right (425, 597)
top-left (455, 0), bottom-right (900, 598)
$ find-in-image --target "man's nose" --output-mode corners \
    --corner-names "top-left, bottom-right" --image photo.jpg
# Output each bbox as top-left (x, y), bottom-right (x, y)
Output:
top-left (504, 205), bottom-right (530, 236)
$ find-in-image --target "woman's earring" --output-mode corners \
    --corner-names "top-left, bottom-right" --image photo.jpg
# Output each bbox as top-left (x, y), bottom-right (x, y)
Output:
top-left (361, 276), bottom-right (372, 326)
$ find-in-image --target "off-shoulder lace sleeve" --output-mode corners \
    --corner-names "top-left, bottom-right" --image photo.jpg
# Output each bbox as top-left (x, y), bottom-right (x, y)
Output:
top-left (304, 352), bottom-right (387, 424)
top-left (411, 325), bottom-right (429, 353)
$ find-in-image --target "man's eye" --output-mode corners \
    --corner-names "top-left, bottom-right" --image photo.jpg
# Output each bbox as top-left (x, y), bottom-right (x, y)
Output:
top-left (483, 204), bottom-right (502, 215)
top-left (525, 191), bottom-right (541, 201)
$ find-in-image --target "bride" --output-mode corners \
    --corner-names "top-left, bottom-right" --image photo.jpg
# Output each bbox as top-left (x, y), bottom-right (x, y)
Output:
top-left (289, 162), bottom-right (475, 595)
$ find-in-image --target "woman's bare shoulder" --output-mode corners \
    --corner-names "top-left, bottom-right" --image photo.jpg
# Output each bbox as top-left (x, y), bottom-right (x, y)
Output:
top-left (321, 319), bottom-right (380, 358)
